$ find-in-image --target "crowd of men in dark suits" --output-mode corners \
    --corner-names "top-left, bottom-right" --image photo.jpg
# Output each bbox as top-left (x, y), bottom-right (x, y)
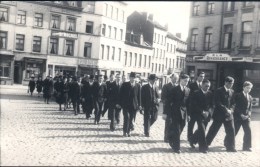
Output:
top-left (30, 71), bottom-right (254, 154)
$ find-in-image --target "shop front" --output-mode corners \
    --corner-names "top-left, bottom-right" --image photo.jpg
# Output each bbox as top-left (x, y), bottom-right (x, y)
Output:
top-left (0, 51), bottom-right (14, 85)
top-left (78, 58), bottom-right (98, 77)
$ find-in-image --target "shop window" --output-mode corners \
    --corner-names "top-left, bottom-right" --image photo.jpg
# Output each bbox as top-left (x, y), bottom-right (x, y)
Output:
top-left (34, 13), bottom-right (43, 27)
top-left (118, 48), bottom-right (121, 61)
top-left (51, 15), bottom-right (60, 29)
top-left (102, 24), bottom-right (106, 36)
top-left (86, 1), bottom-right (95, 13)
top-left (86, 21), bottom-right (93, 34)
top-left (112, 46), bottom-right (115, 61)
top-left (223, 24), bottom-right (233, 49)
top-left (0, 62), bottom-right (10, 77)
top-left (26, 62), bottom-right (42, 79)
top-left (17, 10), bottom-right (26, 25)
top-left (0, 31), bottom-right (7, 49)
top-left (67, 18), bottom-right (76, 31)
top-left (225, 2), bottom-right (235, 12)
top-left (84, 42), bottom-right (92, 58)
top-left (241, 21), bottom-right (252, 47)
top-left (207, 2), bottom-right (215, 14)
top-left (193, 2), bottom-right (200, 16)
top-left (106, 46), bottom-right (110, 60)
top-left (101, 44), bottom-right (104, 59)
top-left (16, 34), bottom-right (25, 51)
top-left (50, 38), bottom-right (58, 54)
top-left (65, 40), bottom-right (74, 56)
top-left (204, 27), bottom-right (213, 51)
top-left (33, 36), bottom-right (41, 52)
top-left (0, 7), bottom-right (8, 22)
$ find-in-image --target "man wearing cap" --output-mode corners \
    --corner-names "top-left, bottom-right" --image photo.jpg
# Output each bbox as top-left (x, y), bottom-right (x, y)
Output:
top-left (187, 71), bottom-right (205, 148)
top-left (161, 73), bottom-right (179, 142)
top-left (119, 72), bottom-right (142, 137)
top-left (81, 74), bottom-right (95, 119)
top-left (206, 76), bottom-right (237, 152)
top-left (92, 75), bottom-right (107, 124)
top-left (141, 74), bottom-right (160, 137)
top-left (168, 74), bottom-right (190, 153)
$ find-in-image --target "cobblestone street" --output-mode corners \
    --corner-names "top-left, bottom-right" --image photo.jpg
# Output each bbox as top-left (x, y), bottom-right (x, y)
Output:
top-left (1, 85), bottom-right (260, 166)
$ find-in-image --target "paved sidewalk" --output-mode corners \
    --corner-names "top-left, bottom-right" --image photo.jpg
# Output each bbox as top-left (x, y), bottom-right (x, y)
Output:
top-left (1, 84), bottom-right (260, 166)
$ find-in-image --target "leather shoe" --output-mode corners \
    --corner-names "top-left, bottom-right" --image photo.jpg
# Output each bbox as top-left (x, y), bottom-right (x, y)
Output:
top-left (128, 133), bottom-right (131, 137)
top-left (227, 148), bottom-right (237, 152)
top-left (173, 149), bottom-right (181, 154)
top-left (123, 133), bottom-right (127, 137)
top-left (243, 148), bottom-right (252, 152)
top-left (145, 133), bottom-right (150, 137)
top-left (199, 150), bottom-right (208, 153)
top-left (189, 142), bottom-right (195, 148)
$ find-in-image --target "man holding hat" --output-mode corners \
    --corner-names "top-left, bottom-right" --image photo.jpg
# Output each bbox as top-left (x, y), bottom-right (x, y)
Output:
top-left (119, 72), bottom-right (142, 137)
top-left (141, 74), bottom-right (160, 137)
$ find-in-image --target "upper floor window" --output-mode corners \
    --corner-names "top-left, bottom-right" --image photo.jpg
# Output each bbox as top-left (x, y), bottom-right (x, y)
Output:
top-left (120, 29), bottom-right (123, 40)
top-left (139, 54), bottom-right (142, 67)
top-left (0, 7), bottom-right (8, 22)
top-left (110, 5), bottom-right (113, 18)
top-left (107, 46), bottom-right (110, 60)
top-left (204, 27), bottom-right (213, 50)
top-left (34, 13), bottom-right (43, 27)
top-left (32, 36), bottom-right (41, 52)
top-left (84, 42), bottom-right (92, 58)
top-left (50, 38), bottom-right (58, 54)
top-left (67, 18), bottom-right (76, 31)
top-left (86, 21), bottom-right (93, 34)
top-left (68, 1), bottom-right (77, 7)
top-left (101, 44), bottom-right (104, 59)
top-left (225, 2), bottom-right (235, 12)
top-left (102, 24), bottom-right (106, 36)
top-left (241, 21), bottom-right (252, 47)
top-left (108, 26), bottom-right (111, 37)
top-left (16, 34), bottom-right (25, 51)
top-left (86, 1), bottom-right (95, 13)
top-left (111, 47), bottom-right (115, 61)
top-left (124, 51), bottom-right (127, 65)
top-left (0, 31), bottom-right (7, 49)
top-left (190, 28), bottom-right (198, 50)
top-left (65, 40), bottom-right (74, 56)
top-left (114, 27), bottom-right (117, 39)
top-left (223, 24), bottom-right (233, 49)
top-left (51, 15), bottom-right (60, 29)
top-left (244, 2), bottom-right (253, 7)
top-left (193, 2), bottom-right (200, 16)
top-left (17, 10), bottom-right (26, 25)
top-left (118, 48), bottom-right (121, 61)
top-left (116, 8), bottom-right (119, 20)
top-left (207, 2), bottom-right (215, 14)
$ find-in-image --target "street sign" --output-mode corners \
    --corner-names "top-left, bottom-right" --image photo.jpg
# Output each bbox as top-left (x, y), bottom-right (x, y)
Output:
top-left (204, 53), bottom-right (232, 61)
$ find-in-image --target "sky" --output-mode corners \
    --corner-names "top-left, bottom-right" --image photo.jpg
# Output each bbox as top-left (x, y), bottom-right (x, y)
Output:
top-left (126, 1), bottom-right (191, 41)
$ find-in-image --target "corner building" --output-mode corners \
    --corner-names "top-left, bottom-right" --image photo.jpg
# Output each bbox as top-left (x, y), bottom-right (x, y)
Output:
top-left (186, 1), bottom-right (260, 106)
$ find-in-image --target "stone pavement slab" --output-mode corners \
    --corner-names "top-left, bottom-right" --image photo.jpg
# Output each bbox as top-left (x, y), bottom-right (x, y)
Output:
top-left (1, 85), bottom-right (260, 166)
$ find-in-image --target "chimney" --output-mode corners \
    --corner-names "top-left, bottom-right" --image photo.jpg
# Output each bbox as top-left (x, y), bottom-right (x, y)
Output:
top-left (148, 14), bottom-right (153, 21)
top-left (176, 33), bottom-right (181, 39)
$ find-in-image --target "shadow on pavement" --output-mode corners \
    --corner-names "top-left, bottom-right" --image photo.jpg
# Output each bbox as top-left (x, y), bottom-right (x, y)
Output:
top-left (42, 127), bottom-right (111, 132)
top-left (0, 94), bottom-right (44, 101)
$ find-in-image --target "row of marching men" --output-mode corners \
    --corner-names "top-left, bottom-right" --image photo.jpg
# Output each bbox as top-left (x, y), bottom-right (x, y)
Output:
top-left (161, 72), bottom-right (254, 154)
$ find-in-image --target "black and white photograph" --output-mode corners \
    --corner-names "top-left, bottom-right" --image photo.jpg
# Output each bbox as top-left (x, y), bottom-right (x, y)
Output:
top-left (0, 1), bottom-right (260, 166)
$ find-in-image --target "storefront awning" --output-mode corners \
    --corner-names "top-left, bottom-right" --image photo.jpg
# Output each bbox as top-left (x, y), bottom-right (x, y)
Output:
top-left (0, 50), bottom-right (14, 57)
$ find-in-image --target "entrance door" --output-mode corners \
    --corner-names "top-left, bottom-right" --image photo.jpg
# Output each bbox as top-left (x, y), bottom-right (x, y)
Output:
top-left (14, 61), bottom-right (22, 84)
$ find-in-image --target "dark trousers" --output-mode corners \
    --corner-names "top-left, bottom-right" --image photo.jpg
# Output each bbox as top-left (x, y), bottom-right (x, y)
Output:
top-left (206, 119), bottom-right (235, 150)
top-left (187, 116), bottom-right (196, 142)
top-left (110, 107), bottom-right (121, 130)
top-left (94, 101), bottom-right (103, 123)
top-left (72, 99), bottom-right (80, 115)
top-left (122, 108), bottom-right (134, 134)
top-left (164, 116), bottom-right (172, 141)
top-left (144, 108), bottom-right (158, 135)
top-left (193, 118), bottom-right (209, 151)
top-left (168, 117), bottom-right (186, 151)
top-left (191, 121), bottom-right (209, 145)
top-left (234, 119), bottom-right (251, 149)
top-left (102, 101), bottom-right (110, 118)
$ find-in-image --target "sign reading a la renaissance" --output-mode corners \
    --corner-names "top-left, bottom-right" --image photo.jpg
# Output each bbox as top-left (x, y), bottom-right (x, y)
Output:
top-left (204, 53), bottom-right (232, 61)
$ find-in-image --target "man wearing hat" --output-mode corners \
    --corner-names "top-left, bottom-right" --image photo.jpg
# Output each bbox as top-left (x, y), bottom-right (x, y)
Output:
top-left (168, 74), bottom-right (190, 153)
top-left (141, 74), bottom-right (160, 137)
top-left (119, 72), bottom-right (142, 137)
top-left (81, 74), bottom-right (95, 119)
top-left (206, 76), bottom-right (237, 152)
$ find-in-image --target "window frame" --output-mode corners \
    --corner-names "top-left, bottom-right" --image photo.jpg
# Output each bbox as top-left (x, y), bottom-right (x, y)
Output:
top-left (32, 36), bottom-right (42, 53)
top-left (0, 31), bottom-right (7, 49)
top-left (86, 21), bottom-right (94, 34)
top-left (204, 27), bottom-right (213, 51)
top-left (17, 10), bottom-right (26, 25)
top-left (84, 42), bottom-right (92, 58)
top-left (34, 13), bottom-right (43, 27)
top-left (65, 40), bottom-right (74, 56)
top-left (67, 17), bottom-right (76, 31)
top-left (50, 38), bottom-right (58, 55)
top-left (223, 24), bottom-right (233, 49)
top-left (0, 7), bottom-right (8, 22)
top-left (190, 28), bottom-right (198, 51)
top-left (51, 15), bottom-right (61, 29)
top-left (193, 2), bottom-right (200, 16)
top-left (207, 2), bottom-right (215, 14)
top-left (241, 21), bottom-right (252, 48)
top-left (15, 34), bottom-right (25, 51)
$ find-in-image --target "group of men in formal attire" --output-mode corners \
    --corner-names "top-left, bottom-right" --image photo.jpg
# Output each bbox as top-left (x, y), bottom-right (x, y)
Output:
top-left (161, 72), bottom-right (254, 154)
top-left (36, 70), bottom-right (254, 154)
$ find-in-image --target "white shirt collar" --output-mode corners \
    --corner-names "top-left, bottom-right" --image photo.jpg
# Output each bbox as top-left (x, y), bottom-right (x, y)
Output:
top-left (201, 88), bottom-right (207, 94)
top-left (224, 85), bottom-right (230, 92)
top-left (243, 91), bottom-right (248, 97)
top-left (197, 81), bottom-right (201, 87)
top-left (149, 83), bottom-right (154, 89)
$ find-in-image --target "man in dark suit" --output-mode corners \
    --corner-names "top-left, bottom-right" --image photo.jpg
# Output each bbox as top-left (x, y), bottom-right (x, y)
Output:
top-left (206, 76), bottom-right (237, 152)
top-left (141, 74), bottom-right (160, 137)
top-left (92, 75), bottom-right (107, 124)
top-left (119, 72), bottom-right (142, 137)
top-left (168, 74), bottom-right (190, 153)
top-left (233, 81), bottom-right (253, 151)
top-left (102, 74), bottom-right (115, 119)
top-left (81, 75), bottom-right (95, 119)
top-left (190, 79), bottom-right (213, 153)
top-left (161, 73), bottom-right (179, 142)
top-left (70, 76), bottom-right (80, 115)
top-left (109, 73), bottom-right (122, 131)
top-left (187, 71), bottom-right (205, 148)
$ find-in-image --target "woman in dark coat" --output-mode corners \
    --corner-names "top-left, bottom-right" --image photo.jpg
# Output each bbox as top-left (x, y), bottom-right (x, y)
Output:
top-left (43, 76), bottom-right (52, 104)
top-left (36, 76), bottom-right (44, 97)
top-left (28, 77), bottom-right (36, 96)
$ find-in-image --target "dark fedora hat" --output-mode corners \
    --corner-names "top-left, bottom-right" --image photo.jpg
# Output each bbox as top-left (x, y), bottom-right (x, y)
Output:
top-left (89, 74), bottom-right (94, 80)
top-left (148, 74), bottom-right (156, 80)
top-left (129, 72), bottom-right (136, 78)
